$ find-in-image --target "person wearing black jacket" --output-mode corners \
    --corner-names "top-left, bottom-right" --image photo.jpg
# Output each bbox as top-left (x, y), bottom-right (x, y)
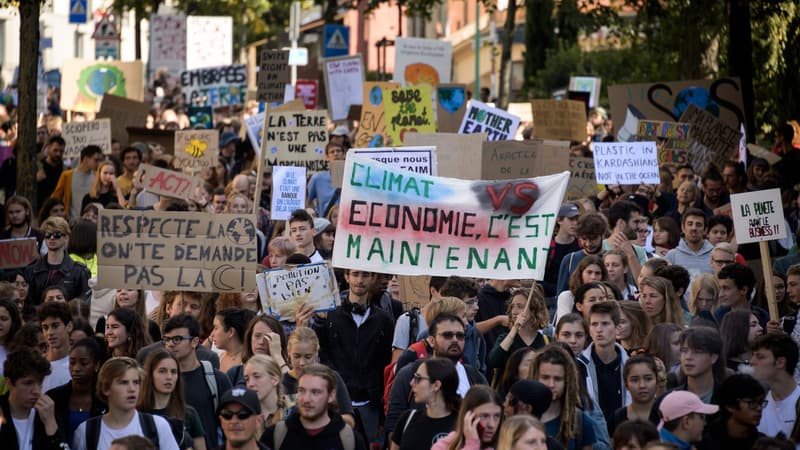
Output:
top-left (314, 269), bottom-right (394, 443)
top-left (0, 347), bottom-right (70, 450)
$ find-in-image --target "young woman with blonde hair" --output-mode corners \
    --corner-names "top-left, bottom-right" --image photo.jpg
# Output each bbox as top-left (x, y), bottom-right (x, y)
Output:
top-left (81, 160), bottom-right (125, 211)
top-left (496, 415), bottom-right (547, 450)
top-left (244, 354), bottom-right (290, 434)
top-left (638, 276), bottom-right (686, 332)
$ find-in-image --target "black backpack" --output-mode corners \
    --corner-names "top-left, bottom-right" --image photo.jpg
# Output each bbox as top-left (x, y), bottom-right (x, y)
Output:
top-left (85, 412), bottom-right (181, 449)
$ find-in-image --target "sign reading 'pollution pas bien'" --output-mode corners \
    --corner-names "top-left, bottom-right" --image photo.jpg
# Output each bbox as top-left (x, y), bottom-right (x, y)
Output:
top-left (331, 155), bottom-right (570, 280)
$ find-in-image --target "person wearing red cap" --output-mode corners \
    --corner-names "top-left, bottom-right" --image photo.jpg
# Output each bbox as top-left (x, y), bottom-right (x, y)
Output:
top-left (657, 390), bottom-right (718, 450)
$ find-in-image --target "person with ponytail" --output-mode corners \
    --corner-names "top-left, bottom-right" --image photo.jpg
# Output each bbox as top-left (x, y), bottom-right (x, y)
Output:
top-left (244, 354), bottom-right (290, 436)
top-left (432, 385), bottom-right (503, 450)
top-left (391, 358), bottom-right (461, 450)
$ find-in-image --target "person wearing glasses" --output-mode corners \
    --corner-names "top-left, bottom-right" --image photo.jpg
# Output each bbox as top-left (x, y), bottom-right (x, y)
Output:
top-left (163, 314), bottom-right (231, 449)
top-left (702, 374), bottom-right (766, 449)
top-left (217, 387), bottom-right (267, 450)
top-left (23, 216), bottom-right (90, 307)
top-left (307, 142), bottom-right (347, 218)
top-left (709, 242), bottom-right (738, 277)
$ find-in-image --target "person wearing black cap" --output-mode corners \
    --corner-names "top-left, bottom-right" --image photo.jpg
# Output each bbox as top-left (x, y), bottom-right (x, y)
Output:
top-left (216, 387), bottom-right (269, 450)
top-left (542, 204), bottom-right (581, 300)
top-left (503, 380), bottom-right (565, 450)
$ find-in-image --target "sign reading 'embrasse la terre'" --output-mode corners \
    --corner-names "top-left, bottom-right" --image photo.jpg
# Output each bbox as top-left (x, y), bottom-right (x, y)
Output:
top-left (331, 155), bottom-right (569, 280)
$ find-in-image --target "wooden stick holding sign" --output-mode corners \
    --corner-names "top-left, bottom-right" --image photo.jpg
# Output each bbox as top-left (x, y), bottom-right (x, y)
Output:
top-left (253, 103), bottom-right (271, 212)
top-left (730, 188), bottom-right (787, 321)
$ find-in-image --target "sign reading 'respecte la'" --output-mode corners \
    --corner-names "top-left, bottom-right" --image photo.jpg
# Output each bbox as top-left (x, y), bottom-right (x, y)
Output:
top-left (731, 189), bottom-right (787, 245)
top-left (331, 155), bottom-right (569, 280)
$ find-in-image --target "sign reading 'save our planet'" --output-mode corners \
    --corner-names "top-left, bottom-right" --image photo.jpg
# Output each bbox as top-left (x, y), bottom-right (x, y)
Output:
top-left (458, 100), bottom-right (520, 141)
top-left (383, 85), bottom-right (435, 144)
top-left (731, 189), bottom-right (787, 245)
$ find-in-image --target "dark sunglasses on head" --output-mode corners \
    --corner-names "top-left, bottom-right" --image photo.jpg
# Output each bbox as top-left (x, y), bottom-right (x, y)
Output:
top-left (44, 231), bottom-right (65, 239)
top-left (220, 409), bottom-right (254, 420)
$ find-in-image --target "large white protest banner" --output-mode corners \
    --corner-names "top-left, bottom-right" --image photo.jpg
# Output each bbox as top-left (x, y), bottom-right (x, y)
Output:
top-left (186, 16), bottom-right (233, 70)
top-left (271, 166), bottom-right (307, 221)
top-left (149, 15), bottom-right (186, 79)
top-left (258, 262), bottom-right (339, 319)
top-left (63, 118), bottom-right (112, 158)
top-left (332, 155), bottom-right (569, 280)
top-left (393, 37), bottom-right (452, 86)
top-left (459, 100), bottom-right (521, 141)
top-left (593, 141), bottom-right (660, 185)
top-left (323, 55), bottom-right (364, 121)
top-left (180, 65), bottom-right (247, 107)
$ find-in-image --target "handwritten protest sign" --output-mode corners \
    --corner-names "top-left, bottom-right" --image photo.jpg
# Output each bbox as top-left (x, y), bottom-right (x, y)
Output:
top-left (149, 14), bottom-right (186, 79)
top-left (398, 275), bottom-right (432, 309)
top-left (97, 210), bottom-right (257, 292)
top-left (608, 78), bottom-right (746, 134)
top-left (532, 99), bottom-right (587, 142)
top-left (679, 104), bottom-right (742, 174)
top-left (383, 85), bottom-right (435, 145)
top-left (404, 132), bottom-right (487, 180)
top-left (140, 164), bottom-right (203, 199)
top-left (437, 84), bottom-right (467, 133)
top-left (636, 120), bottom-right (690, 165)
top-left (173, 129), bottom-right (219, 172)
top-left (731, 189), bottom-right (786, 245)
top-left (258, 263), bottom-right (339, 319)
top-left (0, 238), bottom-right (38, 269)
top-left (330, 146), bottom-right (437, 187)
top-left (294, 79), bottom-right (318, 109)
top-left (331, 155), bottom-right (569, 279)
top-left (186, 16), bottom-right (233, 70)
top-left (98, 95), bottom-right (151, 145)
top-left (459, 100), bottom-right (521, 141)
top-left (593, 142), bottom-right (660, 185)
top-left (256, 50), bottom-right (290, 104)
top-left (245, 112), bottom-right (265, 155)
top-left (264, 110), bottom-right (328, 172)
top-left (62, 119), bottom-right (112, 158)
top-left (354, 82), bottom-right (399, 148)
top-left (181, 64), bottom-right (247, 107)
top-left (393, 37), bottom-right (452, 86)
top-left (566, 157), bottom-right (597, 199)
top-left (481, 140), bottom-right (569, 180)
top-left (271, 166), bottom-right (307, 221)
top-left (323, 55), bottom-right (364, 121)
top-left (61, 60), bottom-right (144, 112)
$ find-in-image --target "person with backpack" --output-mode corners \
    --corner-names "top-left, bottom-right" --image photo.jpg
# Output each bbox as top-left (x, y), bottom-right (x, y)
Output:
top-left (261, 363), bottom-right (367, 450)
top-left (163, 314), bottom-right (232, 449)
top-left (72, 356), bottom-right (179, 450)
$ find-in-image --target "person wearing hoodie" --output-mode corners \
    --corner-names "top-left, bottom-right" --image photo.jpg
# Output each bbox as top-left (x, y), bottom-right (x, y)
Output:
top-left (665, 208), bottom-right (714, 279)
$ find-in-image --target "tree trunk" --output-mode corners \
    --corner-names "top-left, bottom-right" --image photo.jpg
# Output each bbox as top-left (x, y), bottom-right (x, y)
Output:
top-left (728, 0), bottom-right (755, 141)
top-left (16, 0), bottom-right (40, 206)
top-left (497, 0), bottom-right (517, 109)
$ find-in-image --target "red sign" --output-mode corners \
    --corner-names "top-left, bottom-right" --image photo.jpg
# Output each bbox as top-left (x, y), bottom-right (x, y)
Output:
top-left (295, 80), bottom-right (318, 110)
top-left (0, 238), bottom-right (39, 269)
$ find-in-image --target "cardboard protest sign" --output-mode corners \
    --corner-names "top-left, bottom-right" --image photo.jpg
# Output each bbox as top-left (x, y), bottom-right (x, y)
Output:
top-left (636, 120), bottom-right (690, 165)
top-left (245, 112), bottom-right (265, 155)
top-left (173, 129), bottom-right (219, 172)
top-left (679, 104), bottom-right (742, 174)
top-left (259, 262), bottom-right (339, 319)
top-left (61, 60), bottom-right (144, 112)
top-left (149, 14), bottom-right (186, 79)
top-left (331, 146), bottom-right (438, 187)
top-left (0, 238), bottom-right (38, 269)
top-left (569, 76), bottom-right (601, 108)
top-left (140, 164), bottom-right (203, 199)
top-left (593, 142), bottom-right (660, 185)
top-left (187, 106), bottom-right (214, 129)
top-left (263, 110), bottom-right (328, 172)
top-left (393, 37), bottom-right (452, 86)
top-left (437, 84), bottom-right (468, 133)
top-left (331, 155), bottom-right (570, 279)
top-left (383, 85), bottom-right (436, 145)
top-left (256, 50), bottom-right (290, 104)
top-left (354, 82), bottom-right (399, 148)
top-left (531, 99), bottom-right (587, 142)
top-left (62, 119), bottom-right (112, 158)
top-left (398, 275), bottom-right (432, 309)
top-left (98, 95), bottom-right (150, 145)
top-left (609, 78), bottom-right (746, 138)
top-left (323, 55), bottom-right (364, 121)
top-left (97, 210), bottom-right (257, 292)
top-left (731, 189), bottom-right (787, 245)
top-left (459, 100), bottom-right (521, 141)
top-left (481, 140), bottom-right (569, 180)
top-left (271, 166), bottom-right (307, 221)
top-left (180, 64), bottom-right (247, 107)
top-left (403, 132), bottom-right (487, 180)
top-left (566, 156), bottom-right (597, 200)
top-left (294, 79), bottom-right (318, 109)
top-left (185, 16), bottom-right (233, 70)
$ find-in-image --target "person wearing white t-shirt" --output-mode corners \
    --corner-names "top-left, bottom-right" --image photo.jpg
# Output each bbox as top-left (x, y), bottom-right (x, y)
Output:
top-left (0, 347), bottom-right (69, 450)
top-left (38, 302), bottom-right (73, 392)
top-left (751, 333), bottom-right (800, 439)
top-left (73, 356), bottom-right (178, 450)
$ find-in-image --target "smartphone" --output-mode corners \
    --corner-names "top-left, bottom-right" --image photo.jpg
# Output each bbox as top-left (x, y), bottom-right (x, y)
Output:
top-left (476, 422), bottom-right (485, 436)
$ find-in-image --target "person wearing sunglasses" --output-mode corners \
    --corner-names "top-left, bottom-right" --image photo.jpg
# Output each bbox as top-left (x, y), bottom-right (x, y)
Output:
top-left (217, 387), bottom-right (267, 450)
top-left (23, 216), bottom-right (90, 308)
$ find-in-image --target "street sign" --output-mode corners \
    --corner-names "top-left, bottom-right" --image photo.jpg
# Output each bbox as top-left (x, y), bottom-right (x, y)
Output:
top-left (323, 24), bottom-right (349, 58)
top-left (95, 40), bottom-right (120, 60)
top-left (69, 0), bottom-right (88, 24)
top-left (92, 14), bottom-right (120, 40)
top-left (288, 47), bottom-right (308, 66)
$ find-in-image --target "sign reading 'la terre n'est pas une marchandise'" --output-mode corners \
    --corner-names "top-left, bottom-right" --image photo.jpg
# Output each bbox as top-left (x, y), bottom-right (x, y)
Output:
top-left (331, 155), bottom-right (569, 280)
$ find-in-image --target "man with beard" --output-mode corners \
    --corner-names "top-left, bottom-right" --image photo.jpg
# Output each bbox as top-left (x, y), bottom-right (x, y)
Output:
top-left (36, 136), bottom-right (64, 208)
top-left (556, 213), bottom-right (609, 295)
top-left (695, 165), bottom-right (730, 217)
top-left (0, 196), bottom-right (44, 249)
top-left (261, 364), bottom-right (366, 450)
top-left (666, 208), bottom-right (714, 278)
top-left (384, 314), bottom-right (487, 438)
top-left (116, 146), bottom-right (141, 199)
top-left (602, 200), bottom-right (647, 280)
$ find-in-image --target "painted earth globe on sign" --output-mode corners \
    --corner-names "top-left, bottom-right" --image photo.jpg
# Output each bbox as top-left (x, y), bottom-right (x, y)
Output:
top-left (226, 217), bottom-right (256, 245)
top-left (673, 87), bottom-right (720, 118)
top-left (438, 86), bottom-right (465, 114)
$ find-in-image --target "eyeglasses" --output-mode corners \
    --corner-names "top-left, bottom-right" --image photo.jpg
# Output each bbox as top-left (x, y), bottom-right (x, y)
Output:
top-left (743, 399), bottom-right (768, 410)
top-left (438, 331), bottom-right (466, 341)
top-left (163, 335), bottom-right (194, 345)
top-left (712, 259), bottom-right (735, 266)
top-left (412, 373), bottom-right (430, 383)
top-left (219, 409), bottom-right (254, 420)
top-left (44, 231), bottom-right (65, 240)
